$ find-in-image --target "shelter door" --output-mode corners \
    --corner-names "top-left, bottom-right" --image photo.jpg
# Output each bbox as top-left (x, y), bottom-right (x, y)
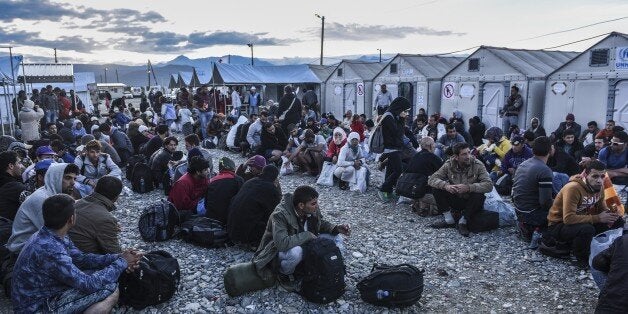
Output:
top-left (398, 82), bottom-right (414, 126)
top-left (613, 80), bottom-right (628, 130)
top-left (344, 84), bottom-right (356, 115)
top-left (481, 83), bottom-right (506, 129)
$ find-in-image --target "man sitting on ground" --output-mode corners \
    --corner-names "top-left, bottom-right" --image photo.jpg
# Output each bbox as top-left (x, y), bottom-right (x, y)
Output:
top-left (11, 194), bottom-right (141, 313)
top-left (544, 160), bottom-right (623, 267)
top-left (143, 124), bottom-right (169, 157)
top-left (246, 111), bottom-right (268, 154)
top-left (68, 176), bottom-right (124, 254)
top-left (436, 124), bottom-right (466, 158)
top-left (204, 157), bottom-right (244, 224)
top-left (428, 142), bottom-right (494, 237)
top-left (99, 123), bottom-right (133, 165)
top-left (494, 136), bottom-right (533, 194)
top-left (333, 132), bottom-right (367, 191)
top-left (148, 136), bottom-right (178, 188)
top-left (291, 129), bottom-right (326, 175)
top-left (227, 165), bottom-right (282, 250)
top-left (236, 155), bottom-right (267, 182)
top-left (511, 136), bottom-right (554, 242)
top-left (0, 151), bottom-right (26, 221)
top-left (168, 156), bottom-right (210, 214)
top-left (74, 140), bottom-right (122, 197)
top-left (252, 185), bottom-right (350, 290)
top-left (404, 137), bottom-right (443, 216)
top-left (598, 131), bottom-right (627, 185)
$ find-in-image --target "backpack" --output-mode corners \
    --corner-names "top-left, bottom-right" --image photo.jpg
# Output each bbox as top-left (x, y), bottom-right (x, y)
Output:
top-left (395, 173), bottom-right (428, 199)
top-left (138, 200), bottom-right (180, 242)
top-left (131, 162), bottom-right (154, 194)
top-left (118, 250), bottom-right (180, 310)
top-left (357, 264), bottom-right (425, 307)
top-left (180, 216), bottom-right (228, 248)
top-left (368, 112), bottom-right (392, 154)
top-left (126, 154), bottom-right (147, 179)
top-left (299, 237), bottom-right (345, 304)
top-left (202, 137), bottom-right (216, 149)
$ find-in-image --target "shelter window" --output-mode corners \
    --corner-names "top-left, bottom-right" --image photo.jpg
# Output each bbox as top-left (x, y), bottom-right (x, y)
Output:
top-left (337, 68), bottom-right (343, 77)
top-left (589, 49), bottom-right (609, 67)
top-left (468, 58), bottom-right (479, 72)
top-left (390, 63), bottom-right (398, 74)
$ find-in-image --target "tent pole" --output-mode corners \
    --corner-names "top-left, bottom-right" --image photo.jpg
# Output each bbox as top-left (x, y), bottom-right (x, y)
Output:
top-left (1, 81), bottom-right (6, 136)
top-left (8, 48), bottom-right (17, 135)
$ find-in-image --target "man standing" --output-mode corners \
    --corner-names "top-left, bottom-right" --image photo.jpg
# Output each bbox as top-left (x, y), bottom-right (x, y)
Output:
top-left (373, 84), bottom-right (393, 116)
top-left (194, 85), bottom-right (214, 139)
top-left (302, 85), bottom-right (319, 118)
top-left (501, 86), bottom-right (523, 132)
top-left (42, 85), bottom-right (60, 124)
top-left (230, 86), bottom-right (242, 115)
top-left (0, 151), bottom-right (26, 220)
top-left (246, 87), bottom-right (262, 116)
top-left (545, 160), bottom-right (623, 267)
top-left (428, 142), bottom-right (494, 236)
top-left (599, 131), bottom-right (628, 185)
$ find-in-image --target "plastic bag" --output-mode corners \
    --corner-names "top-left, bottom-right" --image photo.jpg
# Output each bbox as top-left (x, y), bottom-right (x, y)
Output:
top-left (483, 187), bottom-right (517, 227)
top-left (316, 161), bottom-right (336, 186)
top-left (279, 156), bottom-right (294, 176)
top-left (350, 167), bottom-right (368, 194)
top-left (589, 228), bottom-right (623, 289)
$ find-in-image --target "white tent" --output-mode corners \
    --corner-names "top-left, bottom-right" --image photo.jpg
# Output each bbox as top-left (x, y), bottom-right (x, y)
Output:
top-left (440, 47), bottom-right (577, 129)
top-left (544, 32), bottom-right (628, 131)
top-left (324, 60), bottom-right (387, 118)
top-left (373, 54), bottom-right (464, 118)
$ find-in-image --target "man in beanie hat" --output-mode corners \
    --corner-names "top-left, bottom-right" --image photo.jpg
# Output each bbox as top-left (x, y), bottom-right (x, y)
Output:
top-left (552, 113), bottom-right (582, 142)
top-left (204, 157), bottom-right (244, 224)
top-left (377, 97), bottom-right (411, 202)
top-left (168, 156), bottom-right (211, 213)
top-left (227, 165), bottom-right (282, 249)
top-left (236, 155), bottom-right (267, 182)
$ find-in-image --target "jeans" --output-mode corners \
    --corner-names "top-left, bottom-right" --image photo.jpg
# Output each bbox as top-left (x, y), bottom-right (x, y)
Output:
top-left (433, 189), bottom-right (486, 221)
top-left (45, 110), bottom-right (58, 124)
top-left (46, 283), bottom-right (117, 313)
top-left (552, 172), bottom-right (570, 194)
top-left (248, 105), bottom-right (259, 116)
top-left (278, 234), bottom-right (343, 275)
top-left (502, 115), bottom-right (518, 132)
top-left (377, 106), bottom-right (389, 116)
top-left (198, 111), bottom-right (214, 139)
top-left (380, 151), bottom-right (401, 193)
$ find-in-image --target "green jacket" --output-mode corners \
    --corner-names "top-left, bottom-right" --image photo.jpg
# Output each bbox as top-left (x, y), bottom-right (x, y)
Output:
top-left (252, 193), bottom-right (336, 278)
top-left (428, 156), bottom-right (493, 195)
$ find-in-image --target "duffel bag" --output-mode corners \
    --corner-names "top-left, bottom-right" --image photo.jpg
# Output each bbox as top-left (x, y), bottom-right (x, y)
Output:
top-left (357, 263), bottom-right (424, 307)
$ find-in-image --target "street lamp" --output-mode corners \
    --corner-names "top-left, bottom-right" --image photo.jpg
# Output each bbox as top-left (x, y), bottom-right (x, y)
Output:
top-left (377, 49), bottom-right (382, 62)
top-left (104, 67), bottom-right (108, 83)
top-left (247, 43), bottom-right (254, 66)
top-left (315, 14), bottom-right (325, 66)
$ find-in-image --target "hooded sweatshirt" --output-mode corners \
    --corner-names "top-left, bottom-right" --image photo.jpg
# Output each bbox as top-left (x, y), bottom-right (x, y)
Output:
top-left (547, 175), bottom-right (607, 226)
top-left (71, 120), bottom-right (87, 138)
top-left (7, 163), bottom-right (70, 252)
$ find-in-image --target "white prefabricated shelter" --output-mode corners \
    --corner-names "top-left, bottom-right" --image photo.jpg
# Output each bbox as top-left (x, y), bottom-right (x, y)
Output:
top-left (324, 60), bottom-right (387, 118)
top-left (544, 32), bottom-right (628, 130)
top-left (440, 47), bottom-right (577, 129)
top-left (373, 54), bottom-right (464, 118)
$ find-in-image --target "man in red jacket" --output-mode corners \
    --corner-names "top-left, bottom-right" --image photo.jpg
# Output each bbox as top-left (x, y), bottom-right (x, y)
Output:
top-left (168, 156), bottom-right (210, 214)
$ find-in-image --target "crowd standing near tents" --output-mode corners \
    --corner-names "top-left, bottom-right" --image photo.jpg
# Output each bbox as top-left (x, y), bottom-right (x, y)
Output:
top-left (0, 34), bottom-right (626, 313)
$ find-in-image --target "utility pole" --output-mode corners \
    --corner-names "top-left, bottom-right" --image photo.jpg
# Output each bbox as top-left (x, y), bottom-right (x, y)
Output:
top-left (377, 49), bottom-right (382, 63)
top-left (115, 68), bottom-right (119, 83)
top-left (315, 14), bottom-right (325, 65)
top-left (54, 48), bottom-right (58, 63)
top-left (104, 67), bottom-right (108, 83)
top-left (100, 74), bottom-right (103, 83)
top-left (247, 44), bottom-right (254, 66)
top-left (147, 60), bottom-right (151, 89)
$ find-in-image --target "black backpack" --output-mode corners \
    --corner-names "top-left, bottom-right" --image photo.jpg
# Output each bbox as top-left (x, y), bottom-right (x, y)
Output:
top-left (300, 237), bottom-right (345, 304)
top-left (180, 216), bottom-right (228, 248)
top-left (357, 264), bottom-right (424, 307)
top-left (119, 250), bottom-right (180, 310)
top-left (131, 162), bottom-right (154, 194)
top-left (126, 154), bottom-right (147, 179)
top-left (138, 200), bottom-right (180, 242)
top-left (395, 173), bottom-right (429, 199)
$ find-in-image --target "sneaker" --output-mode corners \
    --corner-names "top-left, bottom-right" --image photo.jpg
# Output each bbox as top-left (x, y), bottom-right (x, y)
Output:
top-left (339, 181), bottom-right (349, 190)
top-left (377, 191), bottom-right (391, 202)
top-left (430, 220), bottom-right (455, 229)
top-left (457, 223), bottom-right (470, 237)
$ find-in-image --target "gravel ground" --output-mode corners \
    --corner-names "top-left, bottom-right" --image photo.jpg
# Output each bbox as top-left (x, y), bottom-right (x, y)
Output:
top-left (0, 146), bottom-right (601, 313)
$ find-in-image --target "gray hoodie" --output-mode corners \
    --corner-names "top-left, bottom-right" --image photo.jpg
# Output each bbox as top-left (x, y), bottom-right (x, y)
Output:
top-left (7, 163), bottom-right (69, 252)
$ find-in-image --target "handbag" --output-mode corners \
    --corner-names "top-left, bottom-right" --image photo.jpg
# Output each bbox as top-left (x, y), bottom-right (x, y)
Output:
top-left (316, 161), bottom-right (337, 186)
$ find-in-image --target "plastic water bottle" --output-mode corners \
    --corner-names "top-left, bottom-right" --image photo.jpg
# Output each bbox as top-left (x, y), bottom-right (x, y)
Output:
top-left (140, 178), bottom-right (145, 193)
top-left (376, 290), bottom-right (390, 300)
top-left (529, 228), bottom-right (542, 249)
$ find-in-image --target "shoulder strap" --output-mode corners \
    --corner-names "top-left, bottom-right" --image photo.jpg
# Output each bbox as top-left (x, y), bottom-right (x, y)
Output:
top-left (279, 97), bottom-right (297, 121)
top-left (80, 155), bottom-right (86, 175)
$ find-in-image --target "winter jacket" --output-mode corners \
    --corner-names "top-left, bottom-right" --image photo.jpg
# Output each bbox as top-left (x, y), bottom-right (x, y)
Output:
top-left (131, 133), bottom-right (149, 154)
top-left (554, 139), bottom-right (584, 162)
top-left (18, 105), bottom-right (44, 142)
top-left (277, 94), bottom-right (302, 127)
top-left (42, 93), bottom-right (59, 112)
top-left (259, 127), bottom-right (288, 153)
top-left (58, 96), bottom-right (72, 120)
top-left (553, 121), bottom-right (582, 140)
top-left (469, 121), bottom-right (487, 147)
top-left (109, 128), bottom-right (133, 156)
top-left (405, 150), bottom-right (443, 177)
top-left (0, 172), bottom-right (27, 220)
top-left (168, 173), bottom-right (210, 212)
top-left (548, 150), bottom-right (580, 176)
top-left (74, 153), bottom-right (122, 184)
top-left (148, 148), bottom-right (172, 186)
top-left (161, 103), bottom-right (176, 121)
top-left (327, 139), bottom-right (347, 159)
top-left (437, 133), bottom-right (466, 150)
top-left (142, 135), bottom-right (163, 157)
top-left (381, 114), bottom-right (405, 150)
top-left (7, 163), bottom-right (69, 252)
top-left (592, 234), bottom-right (628, 314)
top-left (68, 192), bottom-right (121, 254)
top-left (503, 94), bottom-right (523, 116)
top-left (204, 171), bottom-right (244, 224)
top-left (501, 146), bottom-right (533, 174)
top-left (428, 156), bottom-right (493, 196)
top-left (246, 119), bottom-right (263, 147)
top-left (227, 176), bottom-right (282, 244)
top-left (252, 193), bottom-right (336, 277)
top-left (547, 175), bottom-right (607, 226)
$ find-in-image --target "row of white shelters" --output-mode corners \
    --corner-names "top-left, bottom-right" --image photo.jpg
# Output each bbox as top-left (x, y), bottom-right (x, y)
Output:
top-left (544, 32), bottom-right (628, 130)
top-left (372, 54), bottom-right (465, 118)
top-left (440, 47), bottom-right (578, 129)
top-left (324, 60), bottom-right (386, 118)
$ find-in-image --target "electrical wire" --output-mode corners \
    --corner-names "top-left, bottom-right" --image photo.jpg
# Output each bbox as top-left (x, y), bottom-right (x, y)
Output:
top-left (542, 32), bottom-right (611, 50)
top-left (516, 16), bottom-right (627, 42)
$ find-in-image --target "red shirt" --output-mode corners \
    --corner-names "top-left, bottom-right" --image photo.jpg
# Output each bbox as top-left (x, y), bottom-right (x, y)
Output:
top-left (168, 172), bottom-right (210, 212)
top-left (350, 121), bottom-right (366, 142)
top-left (326, 139), bottom-right (346, 158)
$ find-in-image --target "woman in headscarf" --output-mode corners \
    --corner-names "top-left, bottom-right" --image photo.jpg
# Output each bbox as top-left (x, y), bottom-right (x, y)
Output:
top-left (18, 100), bottom-right (44, 142)
top-left (334, 132), bottom-right (368, 192)
top-left (326, 127), bottom-right (346, 164)
top-left (72, 120), bottom-right (87, 139)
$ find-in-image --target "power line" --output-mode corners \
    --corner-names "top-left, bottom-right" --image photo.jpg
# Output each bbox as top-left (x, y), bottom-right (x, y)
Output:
top-left (516, 16), bottom-right (627, 42)
top-left (542, 32), bottom-right (611, 50)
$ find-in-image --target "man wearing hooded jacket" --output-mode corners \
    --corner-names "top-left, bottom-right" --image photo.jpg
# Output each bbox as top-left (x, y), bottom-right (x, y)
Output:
top-left (377, 97), bottom-right (411, 202)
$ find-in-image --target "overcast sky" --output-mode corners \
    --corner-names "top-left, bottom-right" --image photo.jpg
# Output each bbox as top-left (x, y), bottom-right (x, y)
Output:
top-left (1, 0), bottom-right (627, 65)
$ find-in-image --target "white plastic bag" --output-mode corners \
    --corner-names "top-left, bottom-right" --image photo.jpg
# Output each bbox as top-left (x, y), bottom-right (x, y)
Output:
top-left (589, 228), bottom-right (623, 289)
top-left (350, 167), bottom-right (368, 194)
top-left (279, 156), bottom-right (294, 176)
top-left (484, 187), bottom-right (517, 227)
top-left (316, 161), bottom-right (336, 186)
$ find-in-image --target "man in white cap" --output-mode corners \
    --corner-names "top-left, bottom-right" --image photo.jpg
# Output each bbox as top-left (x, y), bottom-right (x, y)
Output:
top-left (246, 86), bottom-right (262, 116)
